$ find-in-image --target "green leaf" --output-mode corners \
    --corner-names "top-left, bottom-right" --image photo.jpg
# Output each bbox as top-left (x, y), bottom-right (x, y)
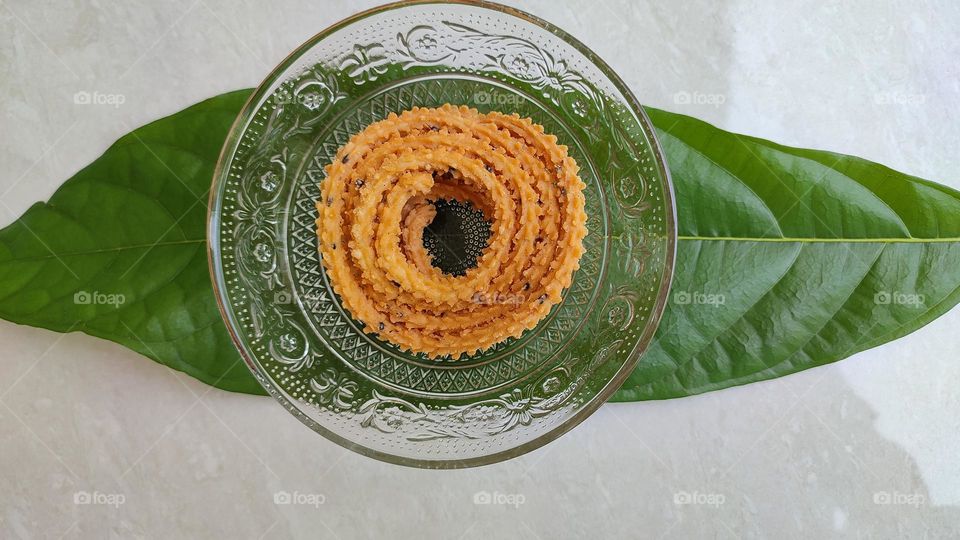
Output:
top-left (609, 107), bottom-right (960, 401)
top-left (1, 92), bottom-right (957, 401)
top-left (0, 90), bottom-right (265, 395)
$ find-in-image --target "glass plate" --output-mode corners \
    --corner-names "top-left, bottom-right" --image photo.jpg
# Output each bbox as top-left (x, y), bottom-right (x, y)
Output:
top-left (208, 0), bottom-right (676, 468)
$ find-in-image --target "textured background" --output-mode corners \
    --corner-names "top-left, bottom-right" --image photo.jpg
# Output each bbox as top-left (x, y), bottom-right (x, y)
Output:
top-left (1, 0), bottom-right (959, 538)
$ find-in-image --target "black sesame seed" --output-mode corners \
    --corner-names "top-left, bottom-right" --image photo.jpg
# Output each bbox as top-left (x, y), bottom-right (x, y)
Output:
top-left (523, 283), bottom-right (530, 291)
top-left (326, 196), bottom-right (332, 206)
top-left (538, 294), bottom-right (547, 304)
top-left (331, 243), bottom-right (336, 250)
top-left (342, 154), bottom-right (350, 164)
top-left (485, 164), bottom-right (494, 173)
top-left (429, 125), bottom-right (440, 131)
top-left (355, 179), bottom-right (365, 189)
top-left (378, 322), bottom-right (385, 331)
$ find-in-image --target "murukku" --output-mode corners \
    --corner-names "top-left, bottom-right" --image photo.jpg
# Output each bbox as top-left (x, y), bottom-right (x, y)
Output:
top-left (316, 104), bottom-right (587, 358)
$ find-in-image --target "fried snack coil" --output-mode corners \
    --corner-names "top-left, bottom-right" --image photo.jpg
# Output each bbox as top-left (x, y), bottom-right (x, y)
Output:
top-left (316, 104), bottom-right (587, 358)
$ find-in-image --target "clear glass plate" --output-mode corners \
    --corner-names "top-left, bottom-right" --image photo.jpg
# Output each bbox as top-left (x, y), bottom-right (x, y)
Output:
top-left (208, 0), bottom-right (676, 468)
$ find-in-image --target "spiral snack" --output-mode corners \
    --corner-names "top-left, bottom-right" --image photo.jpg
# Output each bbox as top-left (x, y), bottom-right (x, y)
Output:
top-left (316, 105), bottom-right (587, 358)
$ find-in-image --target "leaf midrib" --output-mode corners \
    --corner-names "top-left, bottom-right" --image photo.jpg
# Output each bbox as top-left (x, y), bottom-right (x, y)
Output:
top-left (0, 238), bottom-right (205, 263)
top-left (5, 233), bottom-right (955, 266)
top-left (678, 235), bottom-right (960, 243)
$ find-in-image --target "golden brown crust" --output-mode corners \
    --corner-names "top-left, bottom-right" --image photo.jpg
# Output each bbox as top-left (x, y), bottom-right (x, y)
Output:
top-left (316, 105), bottom-right (587, 358)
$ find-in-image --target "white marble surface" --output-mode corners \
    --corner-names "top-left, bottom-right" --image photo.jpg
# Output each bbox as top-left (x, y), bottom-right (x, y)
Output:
top-left (1, 0), bottom-right (959, 538)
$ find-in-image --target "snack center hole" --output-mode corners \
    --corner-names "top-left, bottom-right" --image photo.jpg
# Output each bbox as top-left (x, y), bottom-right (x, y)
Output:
top-left (422, 199), bottom-right (492, 276)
